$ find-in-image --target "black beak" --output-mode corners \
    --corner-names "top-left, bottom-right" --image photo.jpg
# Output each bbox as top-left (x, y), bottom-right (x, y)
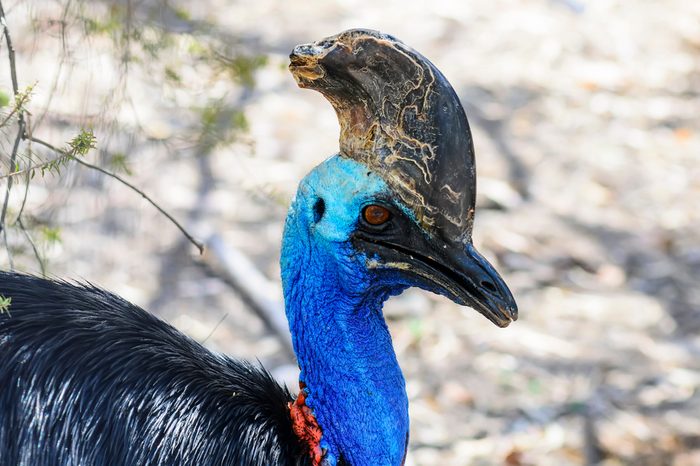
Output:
top-left (447, 243), bottom-right (518, 327)
top-left (354, 220), bottom-right (517, 328)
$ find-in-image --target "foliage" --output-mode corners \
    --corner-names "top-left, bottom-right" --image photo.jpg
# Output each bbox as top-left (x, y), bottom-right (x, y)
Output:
top-left (215, 54), bottom-right (269, 87)
top-left (67, 129), bottom-right (98, 157)
top-left (0, 295), bottom-right (10, 314)
top-left (35, 129), bottom-right (97, 178)
top-left (0, 90), bottom-right (10, 108)
top-left (108, 152), bottom-right (132, 175)
top-left (0, 0), bottom-right (260, 271)
top-left (0, 83), bottom-right (35, 129)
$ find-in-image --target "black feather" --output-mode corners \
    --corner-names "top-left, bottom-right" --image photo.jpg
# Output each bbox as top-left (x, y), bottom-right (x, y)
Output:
top-left (0, 271), bottom-right (312, 466)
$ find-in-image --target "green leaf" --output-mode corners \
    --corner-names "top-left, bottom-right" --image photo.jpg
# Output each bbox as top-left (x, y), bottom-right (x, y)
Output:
top-left (408, 318), bottom-right (424, 340)
top-left (527, 378), bottom-right (542, 395)
top-left (41, 226), bottom-right (62, 245)
top-left (0, 90), bottom-right (9, 108)
top-left (217, 54), bottom-right (268, 87)
top-left (67, 129), bottom-right (97, 157)
top-left (109, 152), bottom-right (132, 175)
top-left (82, 7), bottom-right (122, 35)
top-left (174, 7), bottom-right (191, 21)
top-left (0, 295), bottom-right (11, 315)
top-left (230, 111), bottom-right (248, 131)
top-left (164, 66), bottom-right (181, 84)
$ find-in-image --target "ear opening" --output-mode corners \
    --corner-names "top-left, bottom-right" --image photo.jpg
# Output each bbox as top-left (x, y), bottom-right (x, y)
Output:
top-left (313, 198), bottom-right (325, 223)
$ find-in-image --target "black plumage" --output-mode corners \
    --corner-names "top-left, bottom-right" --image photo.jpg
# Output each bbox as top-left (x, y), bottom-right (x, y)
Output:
top-left (0, 272), bottom-right (311, 466)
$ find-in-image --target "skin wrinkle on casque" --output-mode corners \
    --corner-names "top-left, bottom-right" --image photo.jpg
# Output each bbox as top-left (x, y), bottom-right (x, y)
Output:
top-left (354, 36), bottom-right (439, 186)
top-left (289, 29), bottom-right (475, 240)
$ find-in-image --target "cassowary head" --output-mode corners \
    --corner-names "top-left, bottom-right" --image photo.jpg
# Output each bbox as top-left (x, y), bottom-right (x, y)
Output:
top-left (285, 29), bottom-right (517, 327)
top-left (281, 29), bottom-right (517, 466)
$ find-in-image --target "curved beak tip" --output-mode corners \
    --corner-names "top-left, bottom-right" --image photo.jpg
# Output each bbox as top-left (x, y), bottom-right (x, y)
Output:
top-left (497, 305), bottom-right (519, 328)
top-left (459, 244), bottom-right (518, 328)
top-left (479, 300), bottom-right (517, 328)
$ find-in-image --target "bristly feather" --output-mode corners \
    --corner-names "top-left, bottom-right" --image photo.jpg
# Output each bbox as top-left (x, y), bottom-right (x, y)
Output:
top-left (0, 271), bottom-right (312, 466)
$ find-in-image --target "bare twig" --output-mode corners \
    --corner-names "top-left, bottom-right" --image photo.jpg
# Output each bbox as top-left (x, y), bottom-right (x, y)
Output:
top-left (200, 312), bottom-right (229, 345)
top-left (0, 1), bottom-right (19, 96)
top-left (14, 135), bottom-right (46, 275)
top-left (1, 221), bottom-right (11, 268)
top-left (0, 121), bottom-right (24, 267)
top-left (582, 368), bottom-right (608, 465)
top-left (0, 102), bottom-right (18, 128)
top-left (17, 217), bottom-right (44, 275)
top-left (26, 135), bottom-right (204, 254)
top-left (14, 129), bottom-right (33, 222)
top-left (0, 0), bottom-right (23, 268)
top-left (27, 135), bottom-right (205, 254)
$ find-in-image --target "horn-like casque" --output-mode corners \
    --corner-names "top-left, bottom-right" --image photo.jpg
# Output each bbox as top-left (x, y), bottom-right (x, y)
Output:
top-left (289, 28), bottom-right (476, 242)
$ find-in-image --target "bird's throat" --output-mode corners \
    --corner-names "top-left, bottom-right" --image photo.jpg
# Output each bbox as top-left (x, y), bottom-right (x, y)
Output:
top-left (281, 216), bottom-right (409, 466)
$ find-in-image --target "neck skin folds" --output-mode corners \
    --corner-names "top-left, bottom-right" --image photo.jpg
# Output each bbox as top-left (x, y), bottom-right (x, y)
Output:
top-left (281, 203), bottom-right (409, 466)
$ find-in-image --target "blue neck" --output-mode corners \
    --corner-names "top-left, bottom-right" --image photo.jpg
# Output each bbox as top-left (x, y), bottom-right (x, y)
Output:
top-left (281, 205), bottom-right (409, 466)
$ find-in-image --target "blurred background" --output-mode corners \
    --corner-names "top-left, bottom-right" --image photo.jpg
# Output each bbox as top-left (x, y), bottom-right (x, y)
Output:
top-left (1, 0), bottom-right (699, 464)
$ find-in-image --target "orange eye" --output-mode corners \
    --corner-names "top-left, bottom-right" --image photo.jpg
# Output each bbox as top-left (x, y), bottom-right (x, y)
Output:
top-left (362, 205), bottom-right (391, 226)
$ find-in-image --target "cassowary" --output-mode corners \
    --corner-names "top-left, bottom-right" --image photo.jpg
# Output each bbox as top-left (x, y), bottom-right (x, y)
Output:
top-left (0, 29), bottom-right (517, 466)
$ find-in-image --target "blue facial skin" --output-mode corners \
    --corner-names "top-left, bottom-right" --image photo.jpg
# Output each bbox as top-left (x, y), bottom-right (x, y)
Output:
top-left (281, 155), bottom-right (414, 466)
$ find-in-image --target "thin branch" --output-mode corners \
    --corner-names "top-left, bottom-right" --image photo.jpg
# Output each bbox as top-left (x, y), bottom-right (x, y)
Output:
top-left (14, 118), bottom-right (32, 221)
top-left (0, 103), bottom-right (18, 128)
top-left (0, 119), bottom-right (23, 268)
top-left (14, 135), bottom-right (45, 275)
top-left (0, 123), bottom-right (22, 222)
top-left (27, 135), bottom-right (205, 255)
top-left (200, 312), bottom-right (229, 345)
top-left (0, 151), bottom-right (70, 180)
top-left (0, 0), bottom-right (19, 96)
top-left (17, 217), bottom-right (44, 275)
top-left (0, 0), bottom-right (22, 268)
top-left (1, 221), bottom-right (11, 268)
top-left (0, 82), bottom-right (32, 128)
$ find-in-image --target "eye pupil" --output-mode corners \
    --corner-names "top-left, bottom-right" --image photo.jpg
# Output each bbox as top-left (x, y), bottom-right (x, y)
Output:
top-left (363, 205), bottom-right (390, 225)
